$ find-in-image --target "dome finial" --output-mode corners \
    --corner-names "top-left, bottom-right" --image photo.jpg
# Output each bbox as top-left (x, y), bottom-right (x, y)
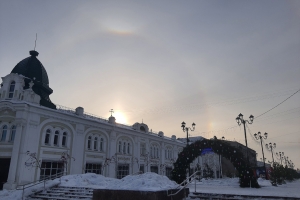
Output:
top-left (29, 50), bottom-right (39, 57)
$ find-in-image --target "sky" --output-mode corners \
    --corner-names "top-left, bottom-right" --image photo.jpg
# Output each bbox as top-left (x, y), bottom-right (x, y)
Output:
top-left (0, 0), bottom-right (299, 168)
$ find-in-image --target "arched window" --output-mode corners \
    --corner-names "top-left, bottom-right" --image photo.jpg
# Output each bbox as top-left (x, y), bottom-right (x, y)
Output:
top-left (140, 126), bottom-right (145, 132)
top-left (165, 149), bottom-right (167, 159)
top-left (62, 132), bottom-right (67, 147)
top-left (123, 142), bottom-right (126, 154)
top-left (44, 129), bottom-right (51, 145)
top-left (8, 81), bottom-right (15, 98)
top-left (127, 143), bottom-right (130, 154)
top-left (94, 137), bottom-right (98, 151)
top-left (54, 131), bottom-right (59, 146)
top-left (9, 125), bottom-right (16, 142)
top-left (140, 143), bottom-right (146, 156)
top-left (87, 136), bottom-right (92, 150)
top-left (100, 138), bottom-right (104, 151)
top-left (118, 141), bottom-right (122, 153)
top-left (1, 125), bottom-right (8, 142)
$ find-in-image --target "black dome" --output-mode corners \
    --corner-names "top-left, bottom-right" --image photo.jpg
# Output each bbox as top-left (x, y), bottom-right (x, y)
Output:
top-left (11, 50), bottom-right (49, 86)
top-left (11, 50), bottom-right (56, 109)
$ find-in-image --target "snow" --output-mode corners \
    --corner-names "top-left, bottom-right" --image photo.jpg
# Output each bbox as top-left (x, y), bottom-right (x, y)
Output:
top-left (187, 177), bottom-right (300, 198)
top-left (0, 174), bottom-right (299, 200)
top-left (59, 172), bottom-right (178, 191)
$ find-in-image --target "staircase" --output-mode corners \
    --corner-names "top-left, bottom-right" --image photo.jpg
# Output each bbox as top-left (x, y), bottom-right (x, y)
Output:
top-left (27, 186), bottom-right (93, 200)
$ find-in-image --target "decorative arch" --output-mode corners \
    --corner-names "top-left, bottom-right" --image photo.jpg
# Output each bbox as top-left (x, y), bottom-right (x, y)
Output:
top-left (116, 136), bottom-right (134, 155)
top-left (171, 138), bottom-right (259, 188)
top-left (150, 142), bottom-right (160, 159)
top-left (39, 120), bottom-right (75, 148)
top-left (84, 128), bottom-right (109, 152)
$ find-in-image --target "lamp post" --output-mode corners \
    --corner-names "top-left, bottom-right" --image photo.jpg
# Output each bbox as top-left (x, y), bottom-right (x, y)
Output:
top-left (265, 143), bottom-right (276, 165)
top-left (254, 132), bottom-right (268, 179)
top-left (288, 160), bottom-right (294, 169)
top-left (236, 113), bottom-right (254, 163)
top-left (181, 121), bottom-right (196, 177)
top-left (283, 156), bottom-right (289, 166)
top-left (276, 152), bottom-right (284, 165)
top-left (219, 136), bottom-right (225, 178)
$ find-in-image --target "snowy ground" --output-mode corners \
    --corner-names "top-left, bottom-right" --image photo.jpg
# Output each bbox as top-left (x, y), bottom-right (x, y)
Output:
top-left (0, 173), bottom-right (299, 200)
top-left (187, 177), bottom-right (300, 199)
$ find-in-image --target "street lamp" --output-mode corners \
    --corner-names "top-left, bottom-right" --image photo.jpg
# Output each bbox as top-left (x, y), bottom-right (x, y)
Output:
top-left (254, 132), bottom-right (268, 179)
top-left (276, 152), bottom-right (284, 165)
top-left (181, 121), bottom-right (196, 146)
top-left (283, 156), bottom-right (289, 166)
top-left (236, 113), bottom-right (254, 163)
top-left (219, 136), bottom-right (225, 178)
top-left (265, 142), bottom-right (276, 165)
top-left (181, 121), bottom-right (196, 177)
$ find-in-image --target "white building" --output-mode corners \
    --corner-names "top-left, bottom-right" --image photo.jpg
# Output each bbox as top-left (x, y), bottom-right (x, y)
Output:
top-left (0, 50), bottom-right (186, 190)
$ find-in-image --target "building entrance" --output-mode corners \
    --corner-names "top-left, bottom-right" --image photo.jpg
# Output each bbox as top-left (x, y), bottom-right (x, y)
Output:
top-left (0, 158), bottom-right (11, 190)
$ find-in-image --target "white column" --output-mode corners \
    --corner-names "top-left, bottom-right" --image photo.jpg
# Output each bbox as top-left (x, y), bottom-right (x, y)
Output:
top-left (3, 123), bottom-right (24, 189)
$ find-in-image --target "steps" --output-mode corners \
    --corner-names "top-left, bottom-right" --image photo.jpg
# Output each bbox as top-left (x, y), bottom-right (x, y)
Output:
top-left (27, 186), bottom-right (93, 200)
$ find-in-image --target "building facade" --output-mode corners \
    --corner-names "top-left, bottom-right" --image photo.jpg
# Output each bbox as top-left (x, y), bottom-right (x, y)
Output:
top-left (0, 50), bottom-right (186, 190)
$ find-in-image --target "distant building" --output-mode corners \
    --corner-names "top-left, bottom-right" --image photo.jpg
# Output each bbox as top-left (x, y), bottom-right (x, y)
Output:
top-left (0, 50), bottom-right (186, 190)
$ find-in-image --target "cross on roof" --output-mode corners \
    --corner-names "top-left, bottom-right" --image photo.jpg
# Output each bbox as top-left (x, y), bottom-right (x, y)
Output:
top-left (109, 109), bottom-right (114, 117)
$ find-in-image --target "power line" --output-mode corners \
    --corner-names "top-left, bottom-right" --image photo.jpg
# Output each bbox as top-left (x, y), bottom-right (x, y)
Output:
top-left (268, 131), bottom-right (300, 139)
top-left (255, 88), bottom-right (300, 119)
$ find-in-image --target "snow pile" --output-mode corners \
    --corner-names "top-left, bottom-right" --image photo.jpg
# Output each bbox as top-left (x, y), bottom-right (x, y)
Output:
top-left (257, 178), bottom-right (272, 187)
top-left (60, 172), bottom-right (178, 191)
top-left (59, 173), bottom-right (119, 189)
top-left (109, 172), bottom-right (178, 191)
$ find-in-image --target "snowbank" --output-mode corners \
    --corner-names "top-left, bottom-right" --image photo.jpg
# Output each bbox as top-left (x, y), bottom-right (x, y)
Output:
top-left (60, 172), bottom-right (178, 191)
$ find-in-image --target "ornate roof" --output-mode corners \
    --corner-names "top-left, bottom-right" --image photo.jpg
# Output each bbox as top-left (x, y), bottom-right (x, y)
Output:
top-left (11, 50), bottom-right (56, 109)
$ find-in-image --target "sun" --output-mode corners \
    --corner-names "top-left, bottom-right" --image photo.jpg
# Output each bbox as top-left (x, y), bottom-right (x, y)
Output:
top-left (114, 111), bottom-right (127, 124)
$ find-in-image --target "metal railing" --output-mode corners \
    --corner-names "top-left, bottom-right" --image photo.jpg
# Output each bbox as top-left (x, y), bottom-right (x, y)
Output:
top-left (167, 171), bottom-right (200, 199)
top-left (17, 171), bottom-right (64, 200)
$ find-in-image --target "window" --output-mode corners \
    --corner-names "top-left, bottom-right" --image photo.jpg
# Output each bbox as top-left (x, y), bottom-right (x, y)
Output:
top-left (117, 164), bottom-right (129, 179)
top-left (8, 81), bottom-right (15, 98)
top-left (118, 141), bottom-right (122, 153)
top-left (140, 126), bottom-right (145, 132)
top-left (94, 137), bottom-right (98, 151)
top-left (44, 129), bottom-right (51, 145)
top-left (127, 143), bottom-right (130, 154)
top-left (123, 142), bottom-right (126, 154)
top-left (9, 125), bottom-right (16, 142)
top-left (40, 161), bottom-right (64, 180)
top-left (166, 167), bottom-right (172, 179)
top-left (54, 131), bottom-right (59, 146)
top-left (139, 165), bottom-right (144, 173)
top-left (165, 147), bottom-right (173, 160)
top-left (100, 138), bottom-right (104, 151)
top-left (87, 136), bottom-right (92, 150)
top-left (85, 163), bottom-right (102, 174)
top-left (62, 132), bottom-right (67, 147)
top-left (150, 166), bottom-right (158, 174)
top-left (140, 143), bottom-right (146, 156)
top-left (1, 125), bottom-right (7, 142)
top-left (118, 138), bottom-right (131, 155)
top-left (150, 144), bottom-right (160, 159)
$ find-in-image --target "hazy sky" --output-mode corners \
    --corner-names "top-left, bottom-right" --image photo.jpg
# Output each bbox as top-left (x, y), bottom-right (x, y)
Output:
top-left (1, 0), bottom-right (299, 168)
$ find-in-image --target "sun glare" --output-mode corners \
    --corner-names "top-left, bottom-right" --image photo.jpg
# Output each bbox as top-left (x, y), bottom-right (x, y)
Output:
top-left (114, 111), bottom-right (127, 124)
